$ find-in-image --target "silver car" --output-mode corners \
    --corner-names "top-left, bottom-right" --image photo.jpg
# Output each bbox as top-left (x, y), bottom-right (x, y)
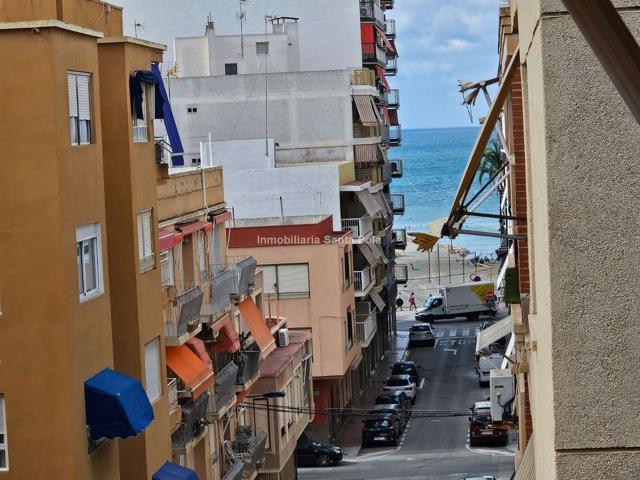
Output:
top-left (408, 323), bottom-right (436, 347)
top-left (383, 374), bottom-right (417, 403)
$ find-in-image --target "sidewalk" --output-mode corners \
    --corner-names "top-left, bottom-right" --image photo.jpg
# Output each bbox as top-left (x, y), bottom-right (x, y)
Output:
top-left (335, 331), bottom-right (409, 458)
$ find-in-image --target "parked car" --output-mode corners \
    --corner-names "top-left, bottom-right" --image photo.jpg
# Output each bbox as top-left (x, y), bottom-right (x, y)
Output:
top-left (408, 323), bottom-right (436, 347)
top-left (295, 435), bottom-right (343, 467)
top-left (375, 391), bottom-right (411, 414)
top-left (468, 401), bottom-right (508, 447)
top-left (463, 477), bottom-right (497, 480)
top-left (362, 415), bottom-right (401, 447)
top-left (383, 374), bottom-right (417, 403)
top-left (369, 404), bottom-right (408, 431)
top-left (390, 361), bottom-right (421, 385)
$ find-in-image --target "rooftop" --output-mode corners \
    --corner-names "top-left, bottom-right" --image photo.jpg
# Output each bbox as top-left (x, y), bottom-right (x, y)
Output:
top-left (232, 215), bottom-right (331, 228)
top-left (258, 330), bottom-right (311, 378)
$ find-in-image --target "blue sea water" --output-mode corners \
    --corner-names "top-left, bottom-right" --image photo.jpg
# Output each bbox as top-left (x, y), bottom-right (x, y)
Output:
top-left (389, 127), bottom-right (501, 256)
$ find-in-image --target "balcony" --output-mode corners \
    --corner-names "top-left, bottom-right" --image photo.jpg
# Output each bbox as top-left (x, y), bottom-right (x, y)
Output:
top-left (220, 351), bottom-right (261, 392)
top-left (380, 0), bottom-right (395, 9)
top-left (381, 162), bottom-right (392, 184)
top-left (388, 89), bottom-right (400, 109)
top-left (385, 56), bottom-right (398, 76)
top-left (207, 268), bottom-right (235, 318)
top-left (392, 228), bottom-right (407, 250)
top-left (229, 256), bottom-right (257, 300)
top-left (360, 0), bottom-right (385, 27)
top-left (342, 216), bottom-right (373, 242)
top-left (380, 124), bottom-right (390, 145)
top-left (362, 42), bottom-right (387, 67)
top-left (353, 266), bottom-right (375, 296)
top-left (375, 263), bottom-right (387, 286)
top-left (377, 86), bottom-right (388, 105)
top-left (133, 124), bottom-right (148, 143)
top-left (390, 159), bottom-right (403, 178)
top-left (168, 377), bottom-right (179, 412)
top-left (230, 427), bottom-right (268, 480)
top-left (172, 392), bottom-right (210, 452)
top-left (210, 362), bottom-right (239, 417)
top-left (353, 123), bottom-right (381, 140)
top-left (385, 19), bottom-right (396, 39)
top-left (394, 264), bottom-right (408, 284)
top-left (351, 68), bottom-right (376, 87)
top-left (389, 124), bottom-right (401, 146)
top-left (355, 165), bottom-right (383, 184)
top-left (356, 303), bottom-right (377, 348)
top-left (164, 286), bottom-right (204, 345)
top-left (390, 193), bottom-right (405, 215)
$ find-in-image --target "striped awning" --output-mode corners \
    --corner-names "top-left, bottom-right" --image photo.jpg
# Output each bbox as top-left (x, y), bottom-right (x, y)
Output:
top-left (514, 435), bottom-right (535, 480)
top-left (356, 190), bottom-right (382, 217)
top-left (475, 316), bottom-right (512, 353)
top-left (355, 144), bottom-right (380, 164)
top-left (373, 242), bottom-right (389, 265)
top-left (369, 289), bottom-right (386, 311)
top-left (358, 242), bottom-right (380, 268)
top-left (353, 95), bottom-right (380, 126)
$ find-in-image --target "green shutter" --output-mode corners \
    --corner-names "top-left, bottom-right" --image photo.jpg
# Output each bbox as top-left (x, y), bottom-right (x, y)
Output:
top-left (504, 267), bottom-right (521, 304)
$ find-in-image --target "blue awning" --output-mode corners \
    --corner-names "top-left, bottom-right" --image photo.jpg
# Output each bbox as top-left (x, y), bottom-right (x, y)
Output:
top-left (152, 461), bottom-right (199, 480)
top-left (152, 63), bottom-right (185, 166)
top-left (84, 368), bottom-right (154, 441)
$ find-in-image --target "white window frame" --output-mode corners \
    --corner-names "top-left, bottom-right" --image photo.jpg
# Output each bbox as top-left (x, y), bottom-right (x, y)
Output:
top-left (137, 208), bottom-right (155, 273)
top-left (144, 337), bottom-right (162, 403)
top-left (0, 394), bottom-right (8, 471)
top-left (260, 264), bottom-right (310, 299)
top-left (68, 71), bottom-right (93, 146)
top-left (160, 249), bottom-right (175, 287)
top-left (76, 223), bottom-right (104, 303)
top-left (256, 41), bottom-right (269, 55)
top-left (133, 83), bottom-right (149, 143)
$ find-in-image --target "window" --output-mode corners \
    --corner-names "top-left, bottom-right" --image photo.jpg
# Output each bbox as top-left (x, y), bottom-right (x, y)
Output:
top-left (187, 107), bottom-right (198, 114)
top-left (160, 250), bottom-right (174, 286)
top-left (346, 309), bottom-right (353, 349)
top-left (260, 264), bottom-right (310, 299)
top-left (144, 337), bottom-right (162, 403)
top-left (76, 223), bottom-right (103, 302)
top-left (68, 71), bottom-right (92, 145)
top-left (137, 208), bottom-right (155, 273)
top-left (133, 83), bottom-right (149, 143)
top-left (0, 394), bottom-right (7, 471)
top-left (256, 42), bottom-right (269, 55)
top-left (225, 63), bottom-right (238, 75)
top-left (343, 250), bottom-right (351, 287)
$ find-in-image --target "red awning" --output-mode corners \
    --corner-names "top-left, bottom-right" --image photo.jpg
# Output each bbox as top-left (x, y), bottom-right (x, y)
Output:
top-left (360, 23), bottom-right (375, 43)
top-left (389, 39), bottom-right (398, 56)
top-left (375, 65), bottom-right (390, 91)
top-left (236, 390), bottom-right (251, 405)
top-left (375, 25), bottom-right (394, 53)
top-left (159, 229), bottom-right (181, 251)
top-left (211, 315), bottom-right (241, 353)
top-left (238, 298), bottom-right (276, 357)
top-left (185, 337), bottom-right (213, 370)
top-left (177, 221), bottom-right (213, 236)
top-left (212, 210), bottom-right (232, 225)
top-left (166, 345), bottom-right (214, 399)
top-left (383, 107), bottom-right (391, 127)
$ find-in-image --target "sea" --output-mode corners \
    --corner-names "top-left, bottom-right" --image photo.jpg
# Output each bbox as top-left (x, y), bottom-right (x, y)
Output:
top-left (389, 127), bottom-right (501, 257)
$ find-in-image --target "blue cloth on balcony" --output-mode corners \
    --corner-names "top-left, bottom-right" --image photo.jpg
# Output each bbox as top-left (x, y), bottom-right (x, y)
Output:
top-left (84, 368), bottom-right (154, 441)
top-left (129, 70), bottom-right (164, 120)
top-left (152, 461), bottom-right (199, 480)
top-left (152, 63), bottom-right (185, 166)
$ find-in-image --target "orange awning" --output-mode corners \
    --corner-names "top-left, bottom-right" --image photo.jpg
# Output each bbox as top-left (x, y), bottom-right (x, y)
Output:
top-left (211, 314), bottom-right (241, 353)
top-left (166, 345), bottom-right (214, 400)
top-left (186, 337), bottom-right (212, 370)
top-left (238, 298), bottom-right (276, 357)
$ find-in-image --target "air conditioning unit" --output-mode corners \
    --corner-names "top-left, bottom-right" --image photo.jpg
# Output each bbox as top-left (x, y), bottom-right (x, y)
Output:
top-left (277, 328), bottom-right (290, 347)
top-left (490, 368), bottom-right (515, 422)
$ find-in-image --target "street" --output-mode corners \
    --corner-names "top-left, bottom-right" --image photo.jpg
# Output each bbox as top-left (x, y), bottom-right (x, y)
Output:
top-left (299, 310), bottom-right (515, 480)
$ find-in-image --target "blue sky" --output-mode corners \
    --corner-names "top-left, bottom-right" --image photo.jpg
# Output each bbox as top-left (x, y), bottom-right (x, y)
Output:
top-left (389, 0), bottom-right (499, 129)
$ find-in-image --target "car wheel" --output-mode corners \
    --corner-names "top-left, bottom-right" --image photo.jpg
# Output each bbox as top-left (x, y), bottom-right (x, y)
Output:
top-left (316, 454), bottom-right (333, 467)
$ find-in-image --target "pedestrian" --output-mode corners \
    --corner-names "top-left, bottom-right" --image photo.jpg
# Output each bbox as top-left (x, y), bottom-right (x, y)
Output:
top-left (408, 292), bottom-right (416, 311)
top-left (395, 294), bottom-right (404, 311)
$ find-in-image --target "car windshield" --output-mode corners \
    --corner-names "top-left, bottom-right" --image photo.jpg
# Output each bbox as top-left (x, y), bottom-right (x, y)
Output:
top-left (365, 419), bottom-right (390, 428)
top-left (387, 378), bottom-right (409, 386)
top-left (424, 297), bottom-right (435, 308)
top-left (411, 325), bottom-right (430, 332)
top-left (392, 365), bottom-right (414, 374)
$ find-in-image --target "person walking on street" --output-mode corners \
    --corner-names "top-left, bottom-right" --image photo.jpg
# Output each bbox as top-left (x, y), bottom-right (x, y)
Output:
top-left (408, 292), bottom-right (416, 311)
top-left (396, 294), bottom-right (404, 311)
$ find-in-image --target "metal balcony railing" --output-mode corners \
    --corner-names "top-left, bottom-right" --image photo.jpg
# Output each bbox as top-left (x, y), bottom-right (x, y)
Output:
top-left (390, 193), bottom-right (405, 215)
top-left (356, 309), bottom-right (378, 347)
top-left (359, 0), bottom-right (386, 26)
top-left (380, 125), bottom-right (390, 145)
top-left (351, 68), bottom-right (376, 87)
top-left (227, 351), bottom-right (261, 388)
top-left (353, 266), bottom-right (374, 294)
top-left (378, 86), bottom-right (388, 105)
top-left (385, 19), bottom-right (396, 39)
top-left (221, 462), bottom-right (245, 480)
top-left (362, 42), bottom-right (388, 66)
top-left (209, 268), bottom-right (235, 317)
top-left (168, 377), bottom-right (179, 412)
top-left (386, 57), bottom-right (398, 75)
top-left (164, 286), bottom-right (204, 338)
top-left (387, 89), bottom-right (400, 109)
top-left (342, 216), bottom-right (373, 240)
top-left (390, 158), bottom-right (403, 178)
top-left (353, 123), bottom-right (381, 139)
top-left (229, 256), bottom-right (257, 299)
top-left (172, 392), bottom-right (209, 449)
top-left (394, 264), bottom-right (409, 284)
top-left (392, 228), bottom-right (407, 250)
top-left (231, 428), bottom-right (268, 478)
top-left (210, 362), bottom-right (238, 415)
top-left (355, 165), bottom-right (383, 184)
top-left (389, 124), bottom-right (401, 146)
top-left (381, 163), bottom-right (392, 183)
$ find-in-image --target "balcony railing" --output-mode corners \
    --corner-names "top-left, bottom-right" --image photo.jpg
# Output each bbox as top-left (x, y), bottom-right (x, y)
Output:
top-left (209, 268), bottom-right (235, 317)
top-left (380, 0), bottom-right (395, 9)
top-left (394, 264), bottom-right (408, 284)
top-left (353, 123), bottom-right (381, 140)
top-left (168, 377), bottom-right (179, 412)
top-left (392, 228), bottom-right (407, 250)
top-left (356, 309), bottom-right (377, 347)
top-left (380, 125), bottom-right (390, 145)
top-left (362, 42), bottom-right (387, 66)
top-left (172, 392), bottom-right (210, 450)
top-left (354, 266), bottom-right (374, 295)
top-left (386, 57), bottom-right (398, 75)
top-left (222, 462), bottom-right (245, 480)
top-left (381, 163), bottom-right (392, 183)
top-left (390, 193), bottom-right (405, 215)
top-left (229, 256), bottom-right (257, 299)
top-left (389, 124), bottom-right (401, 146)
top-left (226, 351), bottom-right (261, 390)
top-left (388, 89), bottom-right (400, 109)
top-left (133, 124), bottom-right (148, 143)
top-left (230, 428), bottom-right (268, 479)
top-left (164, 286), bottom-right (204, 339)
top-left (377, 86), bottom-right (388, 105)
top-left (210, 362), bottom-right (239, 416)
top-left (390, 158), bottom-right (403, 178)
top-left (359, 0), bottom-right (385, 26)
top-left (342, 216), bottom-right (373, 240)
top-left (351, 68), bottom-right (376, 87)
top-left (355, 165), bottom-right (383, 184)
top-left (385, 19), bottom-right (396, 39)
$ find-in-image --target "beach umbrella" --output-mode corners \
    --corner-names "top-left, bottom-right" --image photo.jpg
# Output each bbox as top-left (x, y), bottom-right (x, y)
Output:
top-left (408, 232), bottom-right (439, 252)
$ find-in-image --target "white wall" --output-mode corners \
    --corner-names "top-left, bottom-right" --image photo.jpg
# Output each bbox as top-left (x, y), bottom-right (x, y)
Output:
top-left (113, 0), bottom-right (362, 72)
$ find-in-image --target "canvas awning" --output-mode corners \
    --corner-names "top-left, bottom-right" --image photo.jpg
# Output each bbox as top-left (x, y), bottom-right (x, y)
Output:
top-left (166, 345), bottom-right (214, 399)
top-left (369, 289), bottom-right (386, 311)
top-left (152, 461), bottom-right (199, 480)
top-left (375, 65), bottom-right (390, 91)
top-left (211, 314), bottom-right (241, 353)
top-left (358, 242), bottom-right (381, 268)
top-left (475, 316), bottom-right (513, 353)
top-left (238, 298), bottom-right (276, 357)
top-left (84, 368), bottom-right (154, 441)
top-left (356, 190), bottom-right (382, 217)
top-left (444, 50), bottom-right (519, 239)
top-left (514, 435), bottom-right (535, 480)
top-left (353, 95), bottom-right (380, 126)
top-left (375, 25), bottom-right (394, 53)
top-left (354, 143), bottom-right (384, 164)
top-left (373, 242), bottom-right (389, 265)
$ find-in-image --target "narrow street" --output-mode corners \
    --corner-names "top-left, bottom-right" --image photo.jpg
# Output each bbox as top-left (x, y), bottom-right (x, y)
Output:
top-left (299, 310), bottom-right (515, 480)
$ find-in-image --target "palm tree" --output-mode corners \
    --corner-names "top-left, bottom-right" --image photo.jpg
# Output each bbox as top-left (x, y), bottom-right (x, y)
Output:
top-left (478, 138), bottom-right (504, 184)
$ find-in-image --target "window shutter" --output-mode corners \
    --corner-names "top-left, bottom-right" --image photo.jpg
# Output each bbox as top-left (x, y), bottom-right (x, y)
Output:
top-left (67, 73), bottom-right (78, 117)
top-left (144, 337), bottom-right (162, 402)
top-left (76, 74), bottom-right (91, 121)
top-left (137, 209), bottom-right (153, 259)
top-left (0, 395), bottom-right (5, 433)
top-left (262, 266), bottom-right (277, 294)
top-left (277, 264), bottom-right (309, 297)
top-left (76, 223), bottom-right (99, 242)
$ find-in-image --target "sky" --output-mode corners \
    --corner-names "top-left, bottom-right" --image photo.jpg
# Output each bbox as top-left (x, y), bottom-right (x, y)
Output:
top-left (388, 0), bottom-right (500, 129)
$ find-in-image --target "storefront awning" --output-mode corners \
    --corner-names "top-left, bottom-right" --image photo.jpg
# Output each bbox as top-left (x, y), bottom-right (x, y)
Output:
top-left (166, 345), bottom-right (214, 399)
top-left (514, 435), bottom-right (535, 480)
top-left (444, 50), bottom-right (519, 239)
top-left (84, 368), bottom-right (154, 441)
top-left (152, 461), bottom-right (199, 480)
top-left (475, 316), bottom-right (513, 353)
top-left (353, 95), bottom-right (381, 126)
top-left (238, 298), bottom-right (276, 357)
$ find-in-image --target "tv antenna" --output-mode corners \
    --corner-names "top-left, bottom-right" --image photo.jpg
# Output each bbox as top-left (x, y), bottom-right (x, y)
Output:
top-left (133, 19), bottom-right (144, 38)
top-left (237, 0), bottom-right (247, 58)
